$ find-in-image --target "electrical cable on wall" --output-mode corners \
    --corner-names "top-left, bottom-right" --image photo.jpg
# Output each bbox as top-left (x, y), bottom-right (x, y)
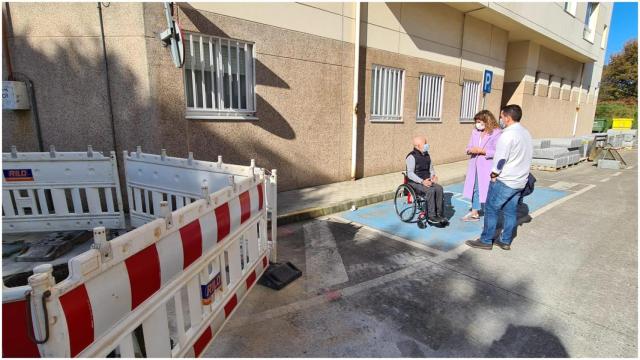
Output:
top-left (97, 2), bottom-right (119, 156)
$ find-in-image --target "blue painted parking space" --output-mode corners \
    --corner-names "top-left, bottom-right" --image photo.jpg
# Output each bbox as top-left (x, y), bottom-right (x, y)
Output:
top-left (338, 182), bottom-right (569, 252)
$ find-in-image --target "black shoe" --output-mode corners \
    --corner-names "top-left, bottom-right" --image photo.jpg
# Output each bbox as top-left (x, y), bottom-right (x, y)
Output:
top-left (436, 216), bottom-right (449, 225)
top-left (495, 242), bottom-right (511, 250)
top-left (427, 216), bottom-right (440, 225)
top-left (465, 239), bottom-right (492, 250)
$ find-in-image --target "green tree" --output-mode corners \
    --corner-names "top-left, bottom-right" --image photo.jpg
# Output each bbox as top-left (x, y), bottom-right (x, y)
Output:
top-left (600, 39), bottom-right (638, 101)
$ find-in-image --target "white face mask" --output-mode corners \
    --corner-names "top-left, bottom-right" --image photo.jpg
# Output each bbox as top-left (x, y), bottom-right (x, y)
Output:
top-left (475, 122), bottom-right (485, 131)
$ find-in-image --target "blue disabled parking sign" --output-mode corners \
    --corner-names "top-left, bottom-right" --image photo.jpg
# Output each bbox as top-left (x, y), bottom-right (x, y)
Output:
top-left (483, 69), bottom-right (493, 93)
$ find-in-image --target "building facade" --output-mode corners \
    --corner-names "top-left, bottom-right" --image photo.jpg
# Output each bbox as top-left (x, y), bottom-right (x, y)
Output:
top-left (2, 2), bottom-right (611, 191)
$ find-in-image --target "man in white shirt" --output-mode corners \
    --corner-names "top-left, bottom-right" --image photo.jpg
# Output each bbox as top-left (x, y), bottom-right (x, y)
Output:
top-left (466, 104), bottom-right (532, 250)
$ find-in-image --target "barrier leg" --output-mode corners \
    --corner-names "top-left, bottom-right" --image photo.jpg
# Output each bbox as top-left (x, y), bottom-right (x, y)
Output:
top-left (27, 264), bottom-right (55, 355)
top-left (270, 169), bottom-right (278, 263)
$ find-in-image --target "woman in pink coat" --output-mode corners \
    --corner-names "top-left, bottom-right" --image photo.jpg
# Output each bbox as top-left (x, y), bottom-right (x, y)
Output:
top-left (462, 110), bottom-right (502, 221)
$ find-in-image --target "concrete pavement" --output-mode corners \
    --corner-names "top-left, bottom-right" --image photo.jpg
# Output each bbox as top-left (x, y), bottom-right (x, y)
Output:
top-left (205, 149), bottom-right (637, 357)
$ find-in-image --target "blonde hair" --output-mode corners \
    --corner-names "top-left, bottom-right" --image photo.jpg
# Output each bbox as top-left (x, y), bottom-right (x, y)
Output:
top-left (474, 110), bottom-right (499, 134)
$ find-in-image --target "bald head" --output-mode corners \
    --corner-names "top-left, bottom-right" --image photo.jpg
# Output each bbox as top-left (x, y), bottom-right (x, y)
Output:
top-left (413, 136), bottom-right (427, 151)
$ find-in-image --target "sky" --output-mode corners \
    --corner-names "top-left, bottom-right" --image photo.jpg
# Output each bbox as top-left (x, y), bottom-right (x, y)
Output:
top-left (605, 2), bottom-right (638, 63)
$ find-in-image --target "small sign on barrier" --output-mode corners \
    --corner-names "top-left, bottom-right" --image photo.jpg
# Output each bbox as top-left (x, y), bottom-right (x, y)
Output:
top-left (200, 272), bottom-right (222, 305)
top-left (3, 168), bottom-right (34, 181)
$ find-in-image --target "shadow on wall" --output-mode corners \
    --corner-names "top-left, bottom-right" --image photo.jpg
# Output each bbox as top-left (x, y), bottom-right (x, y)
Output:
top-left (3, 3), bottom-right (322, 192)
top-left (387, 3), bottom-right (506, 71)
top-left (173, 3), bottom-right (338, 190)
top-left (354, 2), bottom-right (369, 179)
top-left (1, 4), bottom-right (154, 213)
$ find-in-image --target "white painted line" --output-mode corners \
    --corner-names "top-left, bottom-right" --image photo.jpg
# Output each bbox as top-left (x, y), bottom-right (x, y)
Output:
top-left (612, 171), bottom-right (622, 177)
top-left (343, 220), bottom-right (446, 256)
top-left (534, 178), bottom-right (595, 188)
top-left (303, 221), bottom-right (349, 292)
top-left (549, 181), bottom-right (579, 190)
top-left (529, 184), bottom-right (596, 219)
top-left (599, 177), bottom-right (610, 183)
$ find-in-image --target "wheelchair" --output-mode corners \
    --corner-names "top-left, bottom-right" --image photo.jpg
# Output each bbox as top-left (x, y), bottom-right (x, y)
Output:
top-left (394, 172), bottom-right (430, 228)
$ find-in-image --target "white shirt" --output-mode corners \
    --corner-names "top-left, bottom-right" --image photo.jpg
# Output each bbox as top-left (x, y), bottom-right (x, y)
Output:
top-left (492, 123), bottom-right (532, 189)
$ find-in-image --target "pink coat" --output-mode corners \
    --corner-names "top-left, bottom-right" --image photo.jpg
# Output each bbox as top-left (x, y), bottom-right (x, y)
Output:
top-left (463, 128), bottom-right (502, 203)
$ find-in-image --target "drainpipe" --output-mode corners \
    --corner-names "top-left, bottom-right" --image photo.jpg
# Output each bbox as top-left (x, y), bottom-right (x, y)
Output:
top-left (350, 1), bottom-right (361, 180)
top-left (572, 62), bottom-right (585, 136)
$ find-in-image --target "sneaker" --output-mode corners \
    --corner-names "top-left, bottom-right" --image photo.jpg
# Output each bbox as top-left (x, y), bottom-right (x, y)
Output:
top-left (427, 216), bottom-right (440, 225)
top-left (437, 216), bottom-right (449, 226)
top-left (495, 242), bottom-right (511, 250)
top-left (465, 239), bottom-right (492, 250)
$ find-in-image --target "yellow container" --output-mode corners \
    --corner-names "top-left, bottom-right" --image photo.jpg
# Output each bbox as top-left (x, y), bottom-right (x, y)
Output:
top-left (612, 118), bottom-right (633, 129)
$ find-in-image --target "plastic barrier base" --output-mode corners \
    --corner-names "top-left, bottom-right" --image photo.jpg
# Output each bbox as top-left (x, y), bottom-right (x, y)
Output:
top-left (258, 262), bottom-right (302, 290)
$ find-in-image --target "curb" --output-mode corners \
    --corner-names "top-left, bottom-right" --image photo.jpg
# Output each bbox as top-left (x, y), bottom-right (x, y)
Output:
top-left (277, 175), bottom-right (466, 225)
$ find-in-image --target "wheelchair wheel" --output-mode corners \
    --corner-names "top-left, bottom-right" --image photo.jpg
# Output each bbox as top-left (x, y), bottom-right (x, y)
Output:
top-left (394, 184), bottom-right (417, 222)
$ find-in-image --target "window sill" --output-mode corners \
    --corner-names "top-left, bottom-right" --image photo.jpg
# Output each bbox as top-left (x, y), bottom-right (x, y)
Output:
top-left (186, 112), bottom-right (259, 121)
top-left (459, 119), bottom-right (475, 123)
top-left (370, 117), bottom-right (403, 123)
top-left (417, 118), bottom-right (442, 123)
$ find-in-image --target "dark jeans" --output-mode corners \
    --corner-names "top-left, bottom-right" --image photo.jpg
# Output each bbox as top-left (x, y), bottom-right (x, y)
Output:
top-left (410, 181), bottom-right (444, 217)
top-left (480, 180), bottom-right (523, 245)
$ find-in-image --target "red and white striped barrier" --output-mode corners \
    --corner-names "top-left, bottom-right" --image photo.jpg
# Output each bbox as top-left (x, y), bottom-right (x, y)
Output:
top-left (3, 163), bottom-right (274, 358)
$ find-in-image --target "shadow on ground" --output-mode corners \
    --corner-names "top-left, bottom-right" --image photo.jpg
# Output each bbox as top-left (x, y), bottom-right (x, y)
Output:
top-left (208, 218), bottom-right (569, 357)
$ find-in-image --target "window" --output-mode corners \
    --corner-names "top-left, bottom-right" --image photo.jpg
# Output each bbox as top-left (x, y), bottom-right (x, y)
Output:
top-left (601, 25), bottom-right (608, 49)
top-left (583, 2), bottom-right (598, 43)
top-left (371, 65), bottom-right (404, 121)
top-left (564, 1), bottom-right (577, 16)
top-left (184, 33), bottom-right (256, 120)
top-left (460, 80), bottom-right (481, 122)
top-left (416, 73), bottom-right (444, 122)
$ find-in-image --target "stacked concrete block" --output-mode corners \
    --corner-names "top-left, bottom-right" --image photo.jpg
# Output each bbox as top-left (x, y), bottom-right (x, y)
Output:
top-left (567, 153), bottom-right (581, 165)
top-left (533, 147), bottom-right (570, 159)
top-left (531, 137), bottom-right (587, 170)
top-left (548, 137), bottom-right (583, 149)
top-left (532, 156), bottom-right (569, 169)
top-left (532, 139), bottom-right (551, 149)
top-left (607, 129), bottom-right (637, 148)
top-left (607, 133), bottom-right (624, 148)
top-left (598, 159), bottom-right (622, 169)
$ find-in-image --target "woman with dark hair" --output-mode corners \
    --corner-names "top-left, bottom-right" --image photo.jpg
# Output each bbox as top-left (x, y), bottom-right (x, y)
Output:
top-left (461, 110), bottom-right (502, 221)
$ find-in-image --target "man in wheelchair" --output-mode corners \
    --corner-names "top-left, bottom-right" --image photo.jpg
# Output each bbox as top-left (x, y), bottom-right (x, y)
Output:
top-left (405, 136), bottom-right (449, 227)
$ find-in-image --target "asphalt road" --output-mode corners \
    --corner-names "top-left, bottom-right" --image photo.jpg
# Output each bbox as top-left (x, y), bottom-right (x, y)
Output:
top-left (206, 149), bottom-right (638, 357)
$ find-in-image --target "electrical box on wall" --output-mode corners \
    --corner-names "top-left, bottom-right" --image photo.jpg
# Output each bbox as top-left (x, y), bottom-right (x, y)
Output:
top-left (2, 81), bottom-right (31, 110)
